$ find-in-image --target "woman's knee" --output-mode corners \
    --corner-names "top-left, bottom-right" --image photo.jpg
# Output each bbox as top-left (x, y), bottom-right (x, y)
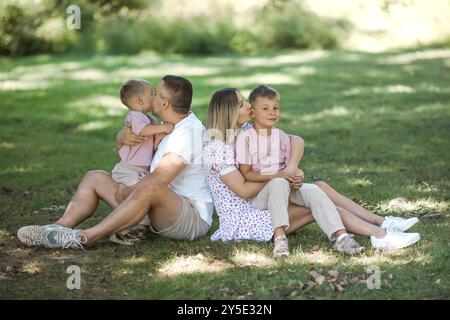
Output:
top-left (313, 180), bottom-right (330, 191)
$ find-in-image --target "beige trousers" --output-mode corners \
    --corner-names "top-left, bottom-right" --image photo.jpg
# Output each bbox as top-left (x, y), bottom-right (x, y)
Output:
top-left (111, 161), bottom-right (150, 226)
top-left (251, 178), bottom-right (345, 239)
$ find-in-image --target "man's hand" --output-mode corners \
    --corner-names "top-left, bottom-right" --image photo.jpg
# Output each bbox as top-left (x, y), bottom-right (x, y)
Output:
top-left (118, 126), bottom-right (146, 147)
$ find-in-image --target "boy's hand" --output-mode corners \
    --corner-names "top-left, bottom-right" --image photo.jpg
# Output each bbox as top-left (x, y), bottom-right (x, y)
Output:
top-left (153, 132), bottom-right (167, 150)
top-left (162, 123), bottom-right (174, 134)
top-left (119, 126), bottom-right (146, 146)
top-left (290, 176), bottom-right (303, 190)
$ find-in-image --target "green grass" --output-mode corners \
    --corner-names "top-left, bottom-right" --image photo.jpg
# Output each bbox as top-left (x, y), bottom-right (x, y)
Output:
top-left (0, 47), bottom-right (449, 299)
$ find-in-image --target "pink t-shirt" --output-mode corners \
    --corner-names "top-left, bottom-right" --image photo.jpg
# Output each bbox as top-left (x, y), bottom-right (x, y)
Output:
top-left (235, 126), bottom-right (290, 174)
top-left (118, 111), bottom-right (156, 167)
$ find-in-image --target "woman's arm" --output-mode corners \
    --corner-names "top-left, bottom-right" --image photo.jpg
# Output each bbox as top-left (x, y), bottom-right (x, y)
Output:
top-left (286, 134), bottom-right (304, 169)
top-left (220, 169), bottom-right (266, 200)
top-left (239, 164), bottom-right (292, 183)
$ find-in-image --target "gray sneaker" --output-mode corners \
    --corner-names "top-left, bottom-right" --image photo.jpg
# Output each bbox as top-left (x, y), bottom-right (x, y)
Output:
top-left (17, 224), bottom-right (70, 246)
top-left (18, 225), bottom-right (86, 249)
top-left (273, 235), bottom-right (290, 258)
top-left (333, 234), bottom-right (365, 255)
top-left (42, 228), bottom-right (86, 249)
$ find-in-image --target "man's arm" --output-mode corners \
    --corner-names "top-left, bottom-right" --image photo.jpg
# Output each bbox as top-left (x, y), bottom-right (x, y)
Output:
top-left (115, 152), bottom-right (186, 204)
top-left (116, 126), bottom-right (146, 153)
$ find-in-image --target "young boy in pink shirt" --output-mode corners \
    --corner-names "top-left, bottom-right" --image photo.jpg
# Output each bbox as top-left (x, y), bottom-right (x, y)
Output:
top-left (236, 85), bottom-right (363, 257)
top-left (110, 79), bottom-right (173, 245)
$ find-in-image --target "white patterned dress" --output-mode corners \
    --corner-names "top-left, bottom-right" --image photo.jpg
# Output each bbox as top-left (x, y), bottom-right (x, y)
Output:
top-left (202, 138), bottom-right (274, 242)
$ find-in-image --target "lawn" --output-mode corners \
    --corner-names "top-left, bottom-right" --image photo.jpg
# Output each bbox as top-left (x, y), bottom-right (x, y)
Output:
top-left (0, 47), bottom-right (449, 299)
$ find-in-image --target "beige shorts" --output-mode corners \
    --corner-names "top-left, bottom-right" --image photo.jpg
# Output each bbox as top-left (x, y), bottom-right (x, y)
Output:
top-left (148, 197), bottom-right (210, 241)
top-left (111, 161), bottom-right (148, 187)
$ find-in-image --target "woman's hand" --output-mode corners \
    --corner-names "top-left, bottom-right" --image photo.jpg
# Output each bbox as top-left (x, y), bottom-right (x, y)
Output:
top-left (117, 126), bottom-right (146, 147)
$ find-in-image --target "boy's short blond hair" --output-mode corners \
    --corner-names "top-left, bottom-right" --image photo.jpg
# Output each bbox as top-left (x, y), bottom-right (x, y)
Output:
top-left (119, 79), bottom-right (150, 108)
top-left (249, 85), bottom-right (280, 105)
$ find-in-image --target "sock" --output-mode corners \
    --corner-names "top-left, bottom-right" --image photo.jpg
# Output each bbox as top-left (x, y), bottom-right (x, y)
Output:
top-left (336, 233), bottom-right (349, 242)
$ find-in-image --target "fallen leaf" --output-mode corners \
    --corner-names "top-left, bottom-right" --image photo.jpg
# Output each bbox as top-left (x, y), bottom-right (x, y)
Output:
top-left (310, 270), bottom-right (326, 285)
top-left (328, 269), bottom-right (339, 278)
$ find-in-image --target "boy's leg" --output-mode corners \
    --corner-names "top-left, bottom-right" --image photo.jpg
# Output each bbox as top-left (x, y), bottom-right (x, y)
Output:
top-left (251, 178), bottom-right (291, 230)
top-left (289, 183), bottom-right (346, 240)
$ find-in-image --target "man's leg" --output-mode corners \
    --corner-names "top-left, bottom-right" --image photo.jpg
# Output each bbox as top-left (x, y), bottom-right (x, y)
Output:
top-left (81, 176), bottom-right (184, 245)
top-left (57, 170), bottom-right (120, 228)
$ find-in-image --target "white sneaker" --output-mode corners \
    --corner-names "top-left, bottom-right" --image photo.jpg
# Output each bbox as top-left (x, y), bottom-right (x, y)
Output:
top-left (381, 216), bottom-right (419, 232)
top-left (371, 230), bottom-right (421, 251)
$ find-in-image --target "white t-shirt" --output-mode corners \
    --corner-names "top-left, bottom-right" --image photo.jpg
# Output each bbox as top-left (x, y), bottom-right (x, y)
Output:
top-left (150, 112), bottom-right (214, 225)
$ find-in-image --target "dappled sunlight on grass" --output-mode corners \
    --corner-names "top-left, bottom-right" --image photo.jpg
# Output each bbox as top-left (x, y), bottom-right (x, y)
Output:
top-left (380, 197), bottom-right (448, 215)
top-left (237, 51), bottom-right (328, 67)
top-left (207, 73), bottom-right (301, 86)
top-left (349, 249), bottom-right (431, 267)
top-left (0, 79), bottom-right (53, 91)
top-left (348, 177), bottom-right (373, 188)
top-left (293, 106), bottom-right (351, 124)
top-left (343, 84), bottom-right (415, 96)
top-left (113, 64), bottom-right (223, 78)
top-left (3, 164), bottom-right (44, 174)
top-left (230, 250), bottom-right (275, 267)
top-left (21, 261), bottom-right (44, 275)
top-left (68, 69), bottom-right (108, 81)
top-left (282, 66), bottom-right (316, 76)
top-left (76, 120), bottom-right (115, 132)
top-left (379, 49), bottom-right (450, 65)
top-left (122, 255), bottom-right (148, 266)
top-left (157, 253), bottom-right (232, 277)
top-left (0, 142), bottom-right (16, 150)
top-left (286, 249), bottom-right (339, 266)
top-left (70, 95), bottom-right (124, 117)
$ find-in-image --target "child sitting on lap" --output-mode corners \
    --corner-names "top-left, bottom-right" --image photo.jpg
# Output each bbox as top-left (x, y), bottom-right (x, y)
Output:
top-left (110, 79), bottom-right (173, 245)
top-left (235, 85), bottom-right (364, 257)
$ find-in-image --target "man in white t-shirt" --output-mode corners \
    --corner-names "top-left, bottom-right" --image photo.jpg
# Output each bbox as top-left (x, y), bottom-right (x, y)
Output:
top-left (17, 75), bottom-right (214, 249)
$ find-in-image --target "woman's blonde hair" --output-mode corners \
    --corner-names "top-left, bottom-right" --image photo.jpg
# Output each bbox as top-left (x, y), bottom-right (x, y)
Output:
top-left (206, 88), bottom-right (240, 145)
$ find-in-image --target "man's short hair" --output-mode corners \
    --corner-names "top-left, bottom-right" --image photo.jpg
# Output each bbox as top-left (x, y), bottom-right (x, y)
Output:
top-left (161, 75), bottom-right (193, 114)
top-left (119, 79), bottom-right (149, 107)
top-left (249, 85), bottom-right (280, 105)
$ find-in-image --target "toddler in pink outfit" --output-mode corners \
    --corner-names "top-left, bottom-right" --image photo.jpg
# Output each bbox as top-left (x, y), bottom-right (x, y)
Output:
top-left (110, 79), bottom-right (173, 245)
